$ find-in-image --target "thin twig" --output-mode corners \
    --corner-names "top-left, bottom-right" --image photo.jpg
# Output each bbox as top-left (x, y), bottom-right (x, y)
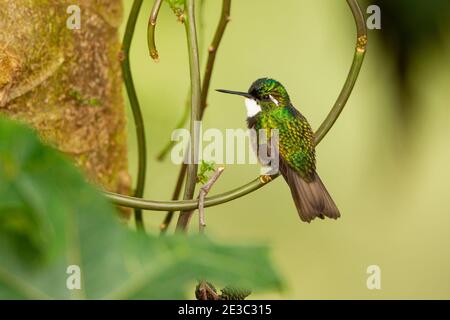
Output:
top-left (147, 0), bottom-right (163, 61)
top-left (198, 167), bottom-right (225, 233)
top-left (105, 0), bottom-right (367, 214)
top-left (200, 0), bottom-right (231, 117)
top-left (175, 0), bottom-right (202, 233)
top-left (122, 0), bottom-right (148, 231)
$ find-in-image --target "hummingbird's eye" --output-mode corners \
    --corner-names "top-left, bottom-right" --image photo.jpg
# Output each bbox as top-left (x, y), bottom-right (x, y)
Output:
top-left (261, 94), bottom-right (269, 100)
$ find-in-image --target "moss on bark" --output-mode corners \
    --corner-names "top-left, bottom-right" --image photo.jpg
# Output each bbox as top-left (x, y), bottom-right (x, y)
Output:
top-left (0, 0), bottom-right (130, 197)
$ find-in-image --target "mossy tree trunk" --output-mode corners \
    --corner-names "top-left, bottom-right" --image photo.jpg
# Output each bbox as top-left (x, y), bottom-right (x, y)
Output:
top-left (0, 0), bottom-right (130, 196)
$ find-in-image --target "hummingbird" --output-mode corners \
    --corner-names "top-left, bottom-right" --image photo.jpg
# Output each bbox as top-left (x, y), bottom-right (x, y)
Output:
top-left (217, 78), bottom-right (340, 223)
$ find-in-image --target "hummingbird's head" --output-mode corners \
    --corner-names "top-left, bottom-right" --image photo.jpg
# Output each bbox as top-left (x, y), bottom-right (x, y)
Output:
top-left (248, 78), bottom-right (290, 105)
top-left (217, 78), bottom-right (290, 117)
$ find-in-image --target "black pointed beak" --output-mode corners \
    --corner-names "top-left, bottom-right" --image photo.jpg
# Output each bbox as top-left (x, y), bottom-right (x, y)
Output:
top-left (216, 89), bottom-right (253, 99)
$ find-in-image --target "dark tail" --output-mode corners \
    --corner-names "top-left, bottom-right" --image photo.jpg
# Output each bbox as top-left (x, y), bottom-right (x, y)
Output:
top-left (280, 163), bottom-right (340, 223)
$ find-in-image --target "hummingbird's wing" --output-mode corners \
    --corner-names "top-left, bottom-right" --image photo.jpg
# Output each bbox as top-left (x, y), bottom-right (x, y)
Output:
top-left (277, 105), bottom-right (340, 222)
top-left (248, 105), bottom-right (340, 222)
top-left (275, 105), bottom-right (316, 179)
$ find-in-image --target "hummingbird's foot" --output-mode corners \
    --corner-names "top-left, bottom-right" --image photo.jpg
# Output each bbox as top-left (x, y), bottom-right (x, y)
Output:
top-left (259, 175), bottom-right (273, 184)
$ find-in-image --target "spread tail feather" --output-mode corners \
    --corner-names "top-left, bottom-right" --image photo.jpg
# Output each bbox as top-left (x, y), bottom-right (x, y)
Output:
top-left (280, 163), bottom-right (340, 223)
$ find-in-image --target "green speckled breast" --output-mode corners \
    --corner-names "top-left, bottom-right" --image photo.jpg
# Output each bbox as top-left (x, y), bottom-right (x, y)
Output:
top-left (255, 105), bottom-right (316, 180)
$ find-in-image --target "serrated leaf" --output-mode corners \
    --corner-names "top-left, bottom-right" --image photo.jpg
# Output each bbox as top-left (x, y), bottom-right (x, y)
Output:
top-left (197, 160), bottom-right (216, 184)
top-left (0, 118), bottom-right (282, 299)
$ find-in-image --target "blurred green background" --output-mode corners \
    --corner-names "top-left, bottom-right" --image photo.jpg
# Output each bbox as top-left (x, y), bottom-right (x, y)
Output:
top-left (122, 0), bottom-right (450, 299)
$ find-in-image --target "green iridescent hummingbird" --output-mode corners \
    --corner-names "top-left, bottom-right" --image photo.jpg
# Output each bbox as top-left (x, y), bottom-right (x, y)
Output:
top-left (217, 78), bottom-right (340, 223)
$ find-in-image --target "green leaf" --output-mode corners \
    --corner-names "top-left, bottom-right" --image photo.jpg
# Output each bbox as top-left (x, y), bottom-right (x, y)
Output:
top-left (0, 118), bottom-right (282, 299)
top-left (197, 160), bottom-right (216, 184)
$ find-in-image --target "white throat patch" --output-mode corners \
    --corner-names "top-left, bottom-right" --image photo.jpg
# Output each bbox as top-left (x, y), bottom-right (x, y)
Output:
top-left (244, 98), bottom-right (262, 117)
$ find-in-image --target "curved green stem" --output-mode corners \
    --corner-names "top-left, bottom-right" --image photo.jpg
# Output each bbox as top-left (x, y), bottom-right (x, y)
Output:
top-left (175, 0), bottom-right (202, 232)
top-left (105, 176), bottom-right (267, 211)
top-left (347, 0), bottom-right (367, 38)
top-left (315, 0), bottom-right (367, 145)
top-left (106, 0), bottom-right (367, 213)
top-left (147, 0), bottom-right (163, 61)
top-left (122, 0), bottom-right (148, 230)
